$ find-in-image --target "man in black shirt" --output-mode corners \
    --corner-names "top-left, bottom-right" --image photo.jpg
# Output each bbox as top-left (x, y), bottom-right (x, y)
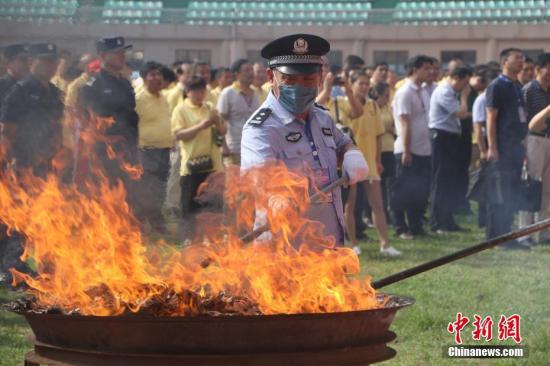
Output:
top-left (0, 43), bottom-right (63, 177)
top-left (0, 44), bottom-right (30, 103)
top-left (78, 37), bottom-right (141, 217)
top-left (0, 43), bottom-right (62, 282)
top-left (486, 48), bottom-right (529, 249)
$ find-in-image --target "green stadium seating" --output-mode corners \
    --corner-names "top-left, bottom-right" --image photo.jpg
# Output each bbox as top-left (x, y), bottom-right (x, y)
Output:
top-left (0, 0), bottom-right (547, 26)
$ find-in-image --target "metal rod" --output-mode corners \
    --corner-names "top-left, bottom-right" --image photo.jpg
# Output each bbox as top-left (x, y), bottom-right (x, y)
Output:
top-left (240, 176), bottom-right (349, 243)
top-left (372, 218), bottom-right (550, 290)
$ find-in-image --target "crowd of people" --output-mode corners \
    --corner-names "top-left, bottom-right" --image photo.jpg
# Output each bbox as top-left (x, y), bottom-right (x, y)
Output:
top-left (0, 35), bottom-right (549, 275)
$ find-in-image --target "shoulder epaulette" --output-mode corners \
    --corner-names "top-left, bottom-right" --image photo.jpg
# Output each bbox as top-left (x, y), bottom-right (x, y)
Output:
top-left (314, 102), bottom-right (329, 111)
top-left (249, 108), bottom-right (272, 126)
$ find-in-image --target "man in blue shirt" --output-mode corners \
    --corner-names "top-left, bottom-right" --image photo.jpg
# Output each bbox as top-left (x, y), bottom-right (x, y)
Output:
top-left (428, 66), bottom-right (472, 233)
top-left (486, 48), bottom-right (529, 249)
top-left (241, 34), bottom-right (369, 247)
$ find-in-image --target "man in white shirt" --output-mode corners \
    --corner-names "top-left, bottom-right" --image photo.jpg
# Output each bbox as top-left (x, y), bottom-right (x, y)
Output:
top-left (217, 59), bottom-right (260, 166)
top-left (428, 67), bottom-right (472, 233)
top-left (391, 55), bottom-right (433, 239)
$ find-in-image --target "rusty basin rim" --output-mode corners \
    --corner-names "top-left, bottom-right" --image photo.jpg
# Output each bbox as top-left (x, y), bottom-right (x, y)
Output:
top-left (11, 293), bottom-right (415, 321)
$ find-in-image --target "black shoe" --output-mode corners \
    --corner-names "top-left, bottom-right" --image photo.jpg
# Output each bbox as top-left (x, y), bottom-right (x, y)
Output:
top-left (498, 240), bottom-right (531, 250)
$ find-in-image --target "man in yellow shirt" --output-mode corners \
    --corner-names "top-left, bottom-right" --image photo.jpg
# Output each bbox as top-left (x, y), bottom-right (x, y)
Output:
top-left (171, 76), bottom-right (225, 239)
top-left (135, 61), bottom-right (173, 233)
top-left (63, 56), bottom-right (99, 150)
top-left (51, 49), bottom-right (72, 96)
top-left (165, 62), bottom-right (192, 113)
top-left (252, 61), bottom-right (268, 103)
top-left (194, 61), bottom-right (217, 106)
top-left (210, 67), bottom-right (233, 102)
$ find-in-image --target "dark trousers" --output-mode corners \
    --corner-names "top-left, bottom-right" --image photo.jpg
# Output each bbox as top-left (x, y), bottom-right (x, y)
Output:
top-left (381, 151), bottom-right (395, 224)
top-left (138, 148), bottom-right (170, 229)
top-left (393, 153), bottom-right (431, 235)
top-left (180, 172), bottom-right (211, 240)
top-left (94, 141), bottom-right (141, 218)
top-left (455, 121), bottom-right (473, 213)
top-left (486, 144), bottom-right (525, 240)
top-left (429, 129), bottom-right (460, 230)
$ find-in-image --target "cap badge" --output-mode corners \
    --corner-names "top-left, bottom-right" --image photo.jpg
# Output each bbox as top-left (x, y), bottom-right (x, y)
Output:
top-left (117, 38), bottom-right (122, 46)
top-left (293, 38), bottom-right (309, 55)
top-left (47, 44), bottom-right (53, 51)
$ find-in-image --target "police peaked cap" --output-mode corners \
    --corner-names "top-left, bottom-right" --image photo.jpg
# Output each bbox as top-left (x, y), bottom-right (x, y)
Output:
top-left (96, 37), bottom-right (132, 53)
top-left (29, 43), bottom-right (58, 58)
top-left (261, 34), bottom-right (330, 75)
top-left (3, 43), bottom-right (30, 60)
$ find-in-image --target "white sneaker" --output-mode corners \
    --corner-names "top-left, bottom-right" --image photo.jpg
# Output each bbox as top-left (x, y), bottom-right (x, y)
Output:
top-left (380, 246), bottom-right (402, 257)
top-left (352, 245), bottom-right (362, 255)
top-left (399, 233), bottom-right (414, 240)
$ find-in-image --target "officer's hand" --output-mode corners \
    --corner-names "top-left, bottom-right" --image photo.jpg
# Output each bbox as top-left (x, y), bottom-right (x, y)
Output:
top-left (402, 152), bottom-right (412, 167)
top-left (488, 147), bottom-right (499, 163)
top-left (343, 149), bottom-right (369, 185)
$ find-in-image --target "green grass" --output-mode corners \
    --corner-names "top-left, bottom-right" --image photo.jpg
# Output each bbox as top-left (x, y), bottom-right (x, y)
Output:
top-left (1, 211), bottom-right (549, 365)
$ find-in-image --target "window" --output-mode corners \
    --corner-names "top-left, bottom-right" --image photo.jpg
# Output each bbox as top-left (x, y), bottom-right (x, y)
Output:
top-left (441, 50), bottom-right (476, 69)
top-left (373, 50), bottom-right (409, 76)
top-left (175, 49), bottom-right (212, 64)
top-left (327, 50), bottom-right (343, 67)
top-left (522, 49), bottom-right (544, 62)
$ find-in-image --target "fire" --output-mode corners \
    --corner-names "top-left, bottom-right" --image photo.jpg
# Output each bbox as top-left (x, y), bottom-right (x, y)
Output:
top-left (0, 115), bottom-right (379, 316)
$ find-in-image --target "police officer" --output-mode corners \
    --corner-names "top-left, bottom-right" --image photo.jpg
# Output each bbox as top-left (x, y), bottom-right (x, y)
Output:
top-left (0, 44), bottom-right (30, 102)
top-left (78, 37), bottom-right (140, 211)
top-left (241, 34), bottom-right (369, 246)
top-left (0, 43), bottom-right (63, 177)
top-left (0, 43), bottom-right (62, 282)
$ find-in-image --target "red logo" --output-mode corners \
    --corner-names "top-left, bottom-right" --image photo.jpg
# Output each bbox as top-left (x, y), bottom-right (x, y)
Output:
top-left (448, 312), bottom-right (470, 344)
top-left (448, 313), bottom-right (522, 344)
top-left (498, 314), bottom-right (522, 344)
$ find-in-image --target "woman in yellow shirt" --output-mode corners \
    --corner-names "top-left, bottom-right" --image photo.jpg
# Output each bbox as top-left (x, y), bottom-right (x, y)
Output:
top-left (171, 76), bottom-right (226, 239)
top-left (370, 82), bottom-right (396, 228)
top-left (349, 70), bottom-right (400, 256)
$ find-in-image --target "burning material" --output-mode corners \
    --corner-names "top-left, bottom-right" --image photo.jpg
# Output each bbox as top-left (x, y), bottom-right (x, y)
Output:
top-left (0, 115), bottom-right (379, 317)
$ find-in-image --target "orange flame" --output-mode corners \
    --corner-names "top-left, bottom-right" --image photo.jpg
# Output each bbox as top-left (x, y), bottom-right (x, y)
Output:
top-left (0, 115), bottom-right (378, 316)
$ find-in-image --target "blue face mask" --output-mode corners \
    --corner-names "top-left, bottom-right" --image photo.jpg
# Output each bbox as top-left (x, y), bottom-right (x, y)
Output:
top-left (277, 84), bottom-right (318, 115)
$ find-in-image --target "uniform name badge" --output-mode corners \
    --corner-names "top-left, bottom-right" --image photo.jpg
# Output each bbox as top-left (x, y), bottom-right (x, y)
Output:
top-left (518, 106), bottom-right (527, 123)
top-left (311, 168), bottom-right (333, 203)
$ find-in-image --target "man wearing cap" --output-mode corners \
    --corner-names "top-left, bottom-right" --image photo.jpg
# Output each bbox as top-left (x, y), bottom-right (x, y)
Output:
top-left (241, 34), bottom-right (369, 246)
top-left (0, 44), bottom-right (30, 104)
top-left (0, 42), bottom-right (63, 176)
top-left (78, 38), bottom-right (139, 183)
